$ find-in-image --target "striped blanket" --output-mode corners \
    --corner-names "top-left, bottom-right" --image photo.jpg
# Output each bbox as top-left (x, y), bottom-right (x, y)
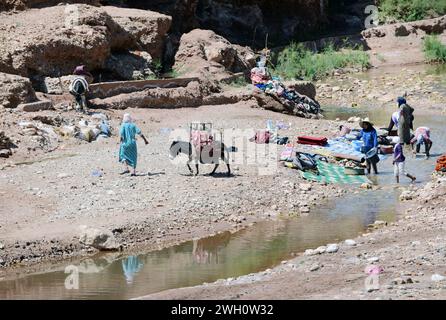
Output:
top-left (300, 160), bottom-right (371, 184)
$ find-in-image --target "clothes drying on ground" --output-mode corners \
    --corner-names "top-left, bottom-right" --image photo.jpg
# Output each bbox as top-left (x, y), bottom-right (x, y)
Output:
top-left (297, 136), bottom-right (328, 146)
top-left (300, 160), bottom-right (372, 184)
top-left (435, 155), bottom-right (446, 172)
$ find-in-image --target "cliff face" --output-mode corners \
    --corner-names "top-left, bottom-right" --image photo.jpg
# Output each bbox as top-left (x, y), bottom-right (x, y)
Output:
top-left (115, 0), bottom-right (328, 46)
top-left (0, 0), bottom-right (100, 11)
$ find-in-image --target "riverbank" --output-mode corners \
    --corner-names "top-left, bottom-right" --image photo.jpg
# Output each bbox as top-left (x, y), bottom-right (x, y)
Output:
top-left (139, 173), bottom-right (446, 300)
top-left (0, 100), bottom-right (349, 276)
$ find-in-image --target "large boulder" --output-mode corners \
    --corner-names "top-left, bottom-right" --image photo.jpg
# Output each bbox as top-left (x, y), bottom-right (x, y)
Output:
top-left (103, 6), bottom-right (172, 61)
top-left (104, 50), bottom-right (155, 81)
top-left (79, 226), bottom-right (121, 251)
top-left (0, 72), bottom-right (37, 108)
top-left (173, 29), bottom-right (255, 82)
top-left (0, 5), bottom-right (171, 80)
top-left (0, 1), bottom-right (100, 12)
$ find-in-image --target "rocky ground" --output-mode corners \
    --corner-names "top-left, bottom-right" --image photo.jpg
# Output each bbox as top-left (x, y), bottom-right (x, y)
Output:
top-left (0, 100), bottom-right (349, 274)
top-left (1, 1), bottom-right (446, 300)
top-left (140, 173), bottom-right (446, 300)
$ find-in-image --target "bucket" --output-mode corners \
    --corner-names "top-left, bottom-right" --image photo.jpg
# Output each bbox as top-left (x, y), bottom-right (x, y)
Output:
top-left (380, 145), bottom-right (394, 154)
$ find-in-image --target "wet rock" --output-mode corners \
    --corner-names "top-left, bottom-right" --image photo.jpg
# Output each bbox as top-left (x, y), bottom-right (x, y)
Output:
top-left (399, 191), bottom-right (413, 201)
top-left (79, 226), bottom-right (121, 251)
top-left (360, 183), bottom-right (372, 189)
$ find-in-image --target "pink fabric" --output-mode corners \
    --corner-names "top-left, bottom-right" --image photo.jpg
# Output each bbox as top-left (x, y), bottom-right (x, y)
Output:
top-left (411, 127), bottom-right (431, 144)
top-left (365, 265), bottom-right (384, 275)
top-left (191, 131), bottom-right (213, 147)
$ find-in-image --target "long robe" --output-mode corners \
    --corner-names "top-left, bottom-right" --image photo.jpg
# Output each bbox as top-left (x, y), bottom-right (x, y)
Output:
top-left (398, 104), bottom-right (413, 144)
top-left (119, 122), bottom-right (141, 168)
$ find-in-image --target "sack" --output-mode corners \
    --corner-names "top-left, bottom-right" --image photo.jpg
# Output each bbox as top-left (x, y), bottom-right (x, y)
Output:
top-left (297, 136), bottom-right (328, 146)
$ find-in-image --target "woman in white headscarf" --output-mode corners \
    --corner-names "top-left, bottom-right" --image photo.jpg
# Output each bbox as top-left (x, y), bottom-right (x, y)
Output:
top-left (119, 113), bottom-right (148, 175)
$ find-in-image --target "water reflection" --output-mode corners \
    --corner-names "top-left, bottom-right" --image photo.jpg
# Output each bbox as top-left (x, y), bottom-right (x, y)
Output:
top-left (122, 256), bottom-right (144, 284)
top-left (192, 233), bottom-right (231, 264)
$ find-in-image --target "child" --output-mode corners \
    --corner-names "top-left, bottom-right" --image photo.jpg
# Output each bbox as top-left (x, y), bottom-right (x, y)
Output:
top-left (393, 141), bottom-right (416, 183)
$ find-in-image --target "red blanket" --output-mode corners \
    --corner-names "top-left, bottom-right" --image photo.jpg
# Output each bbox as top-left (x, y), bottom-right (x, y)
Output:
top-left (297, 136), bottom-right (328, 146)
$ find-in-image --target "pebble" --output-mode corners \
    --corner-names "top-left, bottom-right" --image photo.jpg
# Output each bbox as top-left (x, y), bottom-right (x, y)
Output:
top-left (304, 249), bottom-right (317, 256)
top-left (367, 257), bottom-right (380, 263)
top-left (315, 246), bottom-right (326, 254)
top-left (345, 239), bottom-right (356, 246)
top-left (0, 242), bottom-right (4, 250)
top-left (309, 264), bottom-right (320, 272)
top-left (326, 244), bottom-right (339, 253)
top-left (431, 274), bottom-right (446, 282)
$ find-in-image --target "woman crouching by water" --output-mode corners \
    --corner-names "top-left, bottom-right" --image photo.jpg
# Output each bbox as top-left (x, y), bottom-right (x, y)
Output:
top-left (119, 113), bottom-right (148, 176)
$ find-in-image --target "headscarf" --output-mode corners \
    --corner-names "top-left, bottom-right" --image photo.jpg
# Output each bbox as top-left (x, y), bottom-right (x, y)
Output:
top-left (397, 97), bottom-right (406, 106)
top-left (122, 113), bottom-right (132, 123)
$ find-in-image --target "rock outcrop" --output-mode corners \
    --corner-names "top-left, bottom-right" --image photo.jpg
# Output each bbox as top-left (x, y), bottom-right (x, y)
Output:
top-left (0, 72), bottom-right (37, 108)
top-left (0, 0), bottom-right (100, 12)
top-left (79, 226), bottom-right (121, 251)
top-left (173, 29), bottom-right (255, 83)
top-left (0, 4), bottom-right (171, 84)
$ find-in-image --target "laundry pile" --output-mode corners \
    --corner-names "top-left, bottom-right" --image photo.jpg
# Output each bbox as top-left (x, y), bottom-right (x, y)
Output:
top-left (251, 120), bottom-right (289, 145)
top-left (436, 154), bottom-right (446, 172)
top-left (59, 113), bottom-right (111, 143)
top-left (250, 62), bottom-right (321, 118)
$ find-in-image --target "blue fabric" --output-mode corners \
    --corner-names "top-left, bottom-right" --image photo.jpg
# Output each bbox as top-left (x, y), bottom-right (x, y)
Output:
top-left (119, 123), bottom-right (141, 168)
top-left (357, 128), bottom-right (378, 153)
top-left (122, 256), bottom-right (143, 284)
top-left (255, 83), bottom-right (267, 91)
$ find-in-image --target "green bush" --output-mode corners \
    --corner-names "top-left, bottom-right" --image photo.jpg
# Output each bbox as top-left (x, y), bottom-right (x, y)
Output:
top-left (423, 35), bottom-right (446, 63)
top-left (273, 43), bottom-right (370, 81)
top-left (378, 0), bottom-right (446, 22)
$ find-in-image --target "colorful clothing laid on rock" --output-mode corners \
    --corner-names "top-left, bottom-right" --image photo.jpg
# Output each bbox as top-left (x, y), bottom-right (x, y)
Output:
top-left (119, 122), bottom-right (141, 168)
top-left (435, 155), bottom-right (446, 172)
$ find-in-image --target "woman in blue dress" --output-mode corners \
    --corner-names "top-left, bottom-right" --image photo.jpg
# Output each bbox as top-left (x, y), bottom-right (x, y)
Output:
top-left (119, 113), bottom-right (148, 176)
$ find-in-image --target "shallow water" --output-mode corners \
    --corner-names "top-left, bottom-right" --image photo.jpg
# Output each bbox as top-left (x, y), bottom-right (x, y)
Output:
top-left (0, 190), bottom-right (398, 300)
top-left (0, 64), bottom-right (445, 300)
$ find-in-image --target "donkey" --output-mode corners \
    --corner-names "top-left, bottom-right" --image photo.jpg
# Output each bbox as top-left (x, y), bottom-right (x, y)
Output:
top-left (169, 140), bottom-right (232, 176)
